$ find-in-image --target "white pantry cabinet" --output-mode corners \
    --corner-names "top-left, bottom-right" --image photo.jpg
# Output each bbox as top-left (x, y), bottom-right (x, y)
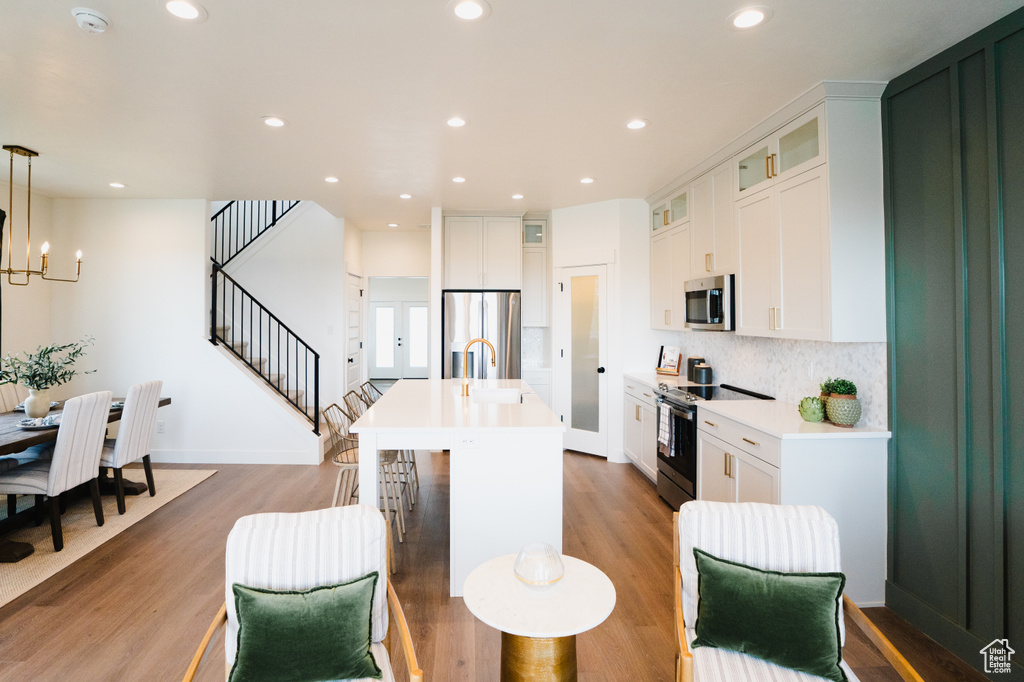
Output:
top-left (623, 380), bottom-right (658, 480)
top-left (650, 223), bottom-right (690, 330)
top-left (444, 215), bottom-right (522, 289)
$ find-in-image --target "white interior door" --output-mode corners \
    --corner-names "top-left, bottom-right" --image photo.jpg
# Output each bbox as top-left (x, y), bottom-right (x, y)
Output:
top-left (369, 300), bottom-right (428, 379)
top-left (346, 273), bottom-right (363, 393)
top-left (558, 265), bottom-right (608, 457)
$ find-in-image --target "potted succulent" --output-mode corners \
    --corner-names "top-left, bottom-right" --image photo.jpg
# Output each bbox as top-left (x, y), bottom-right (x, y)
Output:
top-left (826, 378), bottom-right (862, 427)
top-left (0, 337), bottom-right (95, 417)
top-left (798, 396), bottom-right (825, 422)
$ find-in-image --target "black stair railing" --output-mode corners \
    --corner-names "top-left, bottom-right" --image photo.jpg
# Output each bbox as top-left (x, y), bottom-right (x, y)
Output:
top-left (212, 200), bottom-right (300, 266)
top-left (210, 262), bottom-right (319, 435)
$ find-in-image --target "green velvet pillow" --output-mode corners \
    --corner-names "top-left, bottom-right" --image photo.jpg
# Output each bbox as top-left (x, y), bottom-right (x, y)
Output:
top-left (229, 571), bottom-right (382, 682)
top-left (691, 548), bottom-right (847, 682)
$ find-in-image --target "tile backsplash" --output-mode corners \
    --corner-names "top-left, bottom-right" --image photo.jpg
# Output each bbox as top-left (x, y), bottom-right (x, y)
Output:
top-left (676, 333), bottom-right (888, 428)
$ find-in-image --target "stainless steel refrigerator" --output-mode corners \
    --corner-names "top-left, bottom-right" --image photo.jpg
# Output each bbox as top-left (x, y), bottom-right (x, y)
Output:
top-left (442, 290), bottom-right (521, 380)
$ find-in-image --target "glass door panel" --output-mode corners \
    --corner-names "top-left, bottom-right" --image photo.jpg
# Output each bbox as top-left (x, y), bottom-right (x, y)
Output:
top-left (778, 117), bottom-right (820, 174)
top-left (651, 202), bottom-right (668, 233)
top-left (669, 189), bottom-right (688, 224)
top-left (370, 303), bottom-right (400, 379)
top-left (524, 221), bottom-right (545, 245)
top-left (402, 302), bottom-right (428, 378)
top-left (570, 274), bottom-right (600, 433)
top-left (737, 145), bottom-right (771, 194)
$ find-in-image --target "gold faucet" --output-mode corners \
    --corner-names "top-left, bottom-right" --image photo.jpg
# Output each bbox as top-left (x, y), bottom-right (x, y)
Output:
top-left (461, 337), bottom-right (496, 396)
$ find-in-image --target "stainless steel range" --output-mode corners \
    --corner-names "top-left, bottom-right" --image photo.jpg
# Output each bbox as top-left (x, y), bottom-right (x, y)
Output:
top-left (653, 383), bottom-right (774, 509)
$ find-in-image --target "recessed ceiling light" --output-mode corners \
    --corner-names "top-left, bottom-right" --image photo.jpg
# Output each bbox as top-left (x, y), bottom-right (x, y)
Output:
top-left (262, 116), bottom-right (286, 127)
top-left (109, 182), bottom-right (126, 188)
top-left (400, 194), bottom-right (412, 199)
top-left (453, 177), bottom-right (466, 183)
top-left (388, 223), bottom-right (399, 228)
top-left (164, 0), bottom-right (208, 21)
top-left (512, 194), bottom-right (524, 200)
top-left (448, 0), bottom-right (490, 21)
top-left (446, 116), bottom-right (467, 128)
top-left (728, 6), bottom-right (772, 29)
top-left (581, 177), bottom-right (595, 184)
top-left (325, 176), bottom-right (338, 183)
top-left (626, 119), bottom-right (648, 130)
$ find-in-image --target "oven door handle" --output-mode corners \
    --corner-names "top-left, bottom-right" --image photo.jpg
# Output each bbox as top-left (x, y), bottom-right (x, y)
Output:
top-left (670, 405), bottom-right (694, 421)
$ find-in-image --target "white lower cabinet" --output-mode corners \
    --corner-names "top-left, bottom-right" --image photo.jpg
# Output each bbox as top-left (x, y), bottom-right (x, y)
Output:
top-left (697, 431), bottom-right (779, 504)
top-left (623, 382), bottom-right (658, 480)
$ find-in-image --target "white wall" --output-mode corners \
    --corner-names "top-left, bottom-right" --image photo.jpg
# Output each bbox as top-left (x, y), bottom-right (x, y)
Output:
top-left (362, 230), bottom-right (430, 277)
top-left (41, 198), bottom-right (319, 464)
top-left (227, 202), bottom-right (348, 410)
top-left (0, 180), bottom-right (54, 358)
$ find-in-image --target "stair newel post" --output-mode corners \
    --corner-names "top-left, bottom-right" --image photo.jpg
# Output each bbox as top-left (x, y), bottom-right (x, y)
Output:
top-left (314, 352), bottom-right (320, 436)
top-left (209, 262), bottom-right (219, 346)
top-left (272, 200), bottom-right (278, 227)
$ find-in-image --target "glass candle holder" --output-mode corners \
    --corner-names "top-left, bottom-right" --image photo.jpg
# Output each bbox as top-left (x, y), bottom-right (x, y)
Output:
top-left (513, 542), bottom-right (565, 586)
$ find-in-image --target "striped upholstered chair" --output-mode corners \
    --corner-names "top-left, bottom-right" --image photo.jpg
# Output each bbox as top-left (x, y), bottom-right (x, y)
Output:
top-left (99, 380), bottom-right (162, 514)
top-left (0, 391), bottom-right (112, 551)
top-left (184, 504), bottom-right (422, 681)
top-left (674, 501), bottom-right (922, 682)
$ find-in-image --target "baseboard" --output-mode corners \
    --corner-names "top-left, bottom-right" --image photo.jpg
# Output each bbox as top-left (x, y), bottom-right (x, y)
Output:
top-left (151, 449), bottom-right (320, 466)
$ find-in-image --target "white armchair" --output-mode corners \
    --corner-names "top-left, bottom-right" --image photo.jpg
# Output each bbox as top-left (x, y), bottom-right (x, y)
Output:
top-left (184, 504), bottom-right (422, 682)
top-left (674, 501), bottom-right (922, 682)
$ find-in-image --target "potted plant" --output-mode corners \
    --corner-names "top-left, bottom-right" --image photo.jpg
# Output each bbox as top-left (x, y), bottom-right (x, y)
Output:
top-left (0, 337), bottom-right (95, 418)
top-left (818, 377), bottom-right (836, 420)
top-left (826, 378), bottom-right (862, 427)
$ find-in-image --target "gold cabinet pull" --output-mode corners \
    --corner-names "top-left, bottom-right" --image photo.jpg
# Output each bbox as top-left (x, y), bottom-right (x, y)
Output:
top-left (704, 420), bottom-right (717, 427)
top-left (636, 405), bottom-right (641, 421)
top-left (665, 310), bottom-right (670, 325)
top-left (769, 307), bottom-right (775, 330)
top-left (775, 306), bottom-right (782, 329)
top-left (742, 437), bottom-right (759, 446)
top-left (765, 155), bottom-right (771, 180)
top-left (724, 451), bottom-right (730, 477)
top-left (643, 392), bottom-right (652, 398)
top-left (664, 209), bottom-right (671, 226)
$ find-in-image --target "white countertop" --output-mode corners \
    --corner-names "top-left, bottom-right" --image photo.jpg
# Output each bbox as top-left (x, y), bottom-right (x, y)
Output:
top-left (698, 400), bottom-right (891, 440)
top-left (463, 554), bottom-right (616, 638)
top-left (623, 372), bottom-right (713, 391)
top-left (351, 379), bottom-right (564, 433)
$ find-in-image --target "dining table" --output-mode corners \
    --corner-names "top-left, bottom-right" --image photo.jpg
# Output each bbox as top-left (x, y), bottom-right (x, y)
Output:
top-left (0, 396), bottom-right (172, 562)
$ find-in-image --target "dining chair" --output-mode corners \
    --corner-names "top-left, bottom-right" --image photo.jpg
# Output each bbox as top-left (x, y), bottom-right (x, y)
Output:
top-left (0, 391), bottom-right (112, 551)
top-left (99, 380), bottom-right (162, 514)
top-left (674, 501), bottom-right (922, 682)
top-left (0, 382), bottom-right (22, 412)
top-left (183, 505), bottom-right (422, 682)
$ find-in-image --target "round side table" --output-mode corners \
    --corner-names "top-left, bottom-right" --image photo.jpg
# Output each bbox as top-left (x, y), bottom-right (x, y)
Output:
top-left (463, 554), bottom-right (616, 681)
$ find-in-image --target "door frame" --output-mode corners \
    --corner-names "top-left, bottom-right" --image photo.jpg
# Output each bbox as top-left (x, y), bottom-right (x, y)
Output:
top-left (554, 264), bottom-right (609, 457)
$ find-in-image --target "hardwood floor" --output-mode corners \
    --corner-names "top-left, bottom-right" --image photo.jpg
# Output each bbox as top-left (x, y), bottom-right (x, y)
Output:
top-left (0, 452), bottom-right (985, 680)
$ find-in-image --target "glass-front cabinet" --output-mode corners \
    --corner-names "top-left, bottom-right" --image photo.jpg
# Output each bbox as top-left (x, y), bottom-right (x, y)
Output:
top-left (651, 200), bottom-right (670, 233)
top-left (523, 219), bottom-right (546, 246)
top-left (668, 188), bottom-right (688, 227)
top-left (735, 104), bottom-right (825, 198)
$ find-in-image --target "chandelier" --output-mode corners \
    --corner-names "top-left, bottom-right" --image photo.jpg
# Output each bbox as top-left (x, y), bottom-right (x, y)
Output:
top-left (3, 145), bottom-right (81, 285)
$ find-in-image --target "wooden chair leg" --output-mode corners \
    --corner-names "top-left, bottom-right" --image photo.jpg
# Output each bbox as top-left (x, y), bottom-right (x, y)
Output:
top-left (332, 468), bottom-right (345, 507)
top-left (113, 468), bottom-right (126, 515)
top-left (89, 478), bottom-right (104, 527)
top-left (49, 497), bottom-right (63, 552)
top-left (59, 491), bottom-right (68, 514)
top-left (143, 455), bottom-right (156, 496)
top-left (34, 494), bottom-right (44, 526)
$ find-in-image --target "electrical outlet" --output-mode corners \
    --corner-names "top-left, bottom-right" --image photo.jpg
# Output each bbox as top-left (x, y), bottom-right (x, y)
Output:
top-left (807, 362), bottom-right (815, 379)
top-left (458, 437), bottom-right (478, 448)
top-left (156, 420), bottom-right (165, 433)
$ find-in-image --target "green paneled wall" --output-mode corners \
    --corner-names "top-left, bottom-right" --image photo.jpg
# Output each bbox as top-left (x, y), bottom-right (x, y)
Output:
top-left (883, 9), bottom-right (1024, 678)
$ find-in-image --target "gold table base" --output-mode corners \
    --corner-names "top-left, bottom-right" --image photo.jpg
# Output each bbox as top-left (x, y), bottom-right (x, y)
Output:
top-left (500, 632), bottom-right (578, 681)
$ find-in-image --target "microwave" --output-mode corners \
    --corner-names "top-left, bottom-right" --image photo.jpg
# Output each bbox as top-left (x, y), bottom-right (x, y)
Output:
top-left (684, 274), bottom-right (735, 331)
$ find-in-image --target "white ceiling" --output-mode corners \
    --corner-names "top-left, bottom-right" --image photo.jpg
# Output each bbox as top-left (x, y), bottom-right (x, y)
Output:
top-left (2, 0), bottom-right (1022, 231)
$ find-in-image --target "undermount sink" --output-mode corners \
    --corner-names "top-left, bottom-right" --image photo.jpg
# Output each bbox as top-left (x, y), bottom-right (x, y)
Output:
top-left (470, 387), bottom-right (522, 404)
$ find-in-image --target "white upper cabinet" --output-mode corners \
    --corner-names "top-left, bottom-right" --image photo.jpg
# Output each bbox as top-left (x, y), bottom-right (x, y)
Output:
top-left (689, 161), bottom-right (736, 277)
top-left (650, 200), bottom-right (670, 234)
top-left (734, 105), bottom-right (826, 200)
top-left (445, 215), bottom-right (523, 290)
top-left (523, 219), bottom-right (546, 246)
top-left (650, 223), bottom-right (690, 330)
top-left (667, 188), bottom-right (689, 228)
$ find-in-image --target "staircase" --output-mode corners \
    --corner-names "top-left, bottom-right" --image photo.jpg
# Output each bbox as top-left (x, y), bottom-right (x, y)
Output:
top-left (208, 201), bottom-right (320, 435)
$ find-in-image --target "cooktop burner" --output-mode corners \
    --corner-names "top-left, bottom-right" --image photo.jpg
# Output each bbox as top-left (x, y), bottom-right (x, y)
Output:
top-left (655, 383), bottom-right (774, 403)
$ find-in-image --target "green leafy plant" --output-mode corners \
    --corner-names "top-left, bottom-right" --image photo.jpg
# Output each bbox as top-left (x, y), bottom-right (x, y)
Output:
top-left (0, 337), bottom-right (96, 390)
top-left (819, 377), bottom-right (837, 394)
top-left (830, 378), bottom-right (857, 396)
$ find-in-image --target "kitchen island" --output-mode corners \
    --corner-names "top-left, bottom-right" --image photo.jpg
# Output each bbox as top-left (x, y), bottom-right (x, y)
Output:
top-left (351, 379), bottom-right (565, 596)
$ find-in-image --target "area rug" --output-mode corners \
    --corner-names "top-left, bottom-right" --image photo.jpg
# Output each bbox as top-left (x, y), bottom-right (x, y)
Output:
top-left (0, 468), bottom-right (216, 608)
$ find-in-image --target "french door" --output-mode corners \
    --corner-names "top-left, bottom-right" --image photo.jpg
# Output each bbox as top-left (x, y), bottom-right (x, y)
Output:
top-left (369, 301), bottom-right (428, 379)
top-left (557, 265), bottom-right (608, 456)
top-left (346, 272), bottom-right (363, 393)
